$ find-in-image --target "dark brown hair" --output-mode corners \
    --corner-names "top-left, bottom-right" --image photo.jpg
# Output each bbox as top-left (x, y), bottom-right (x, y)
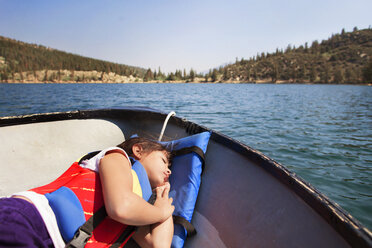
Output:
top-left (117, 137), bottom-right (171, 161)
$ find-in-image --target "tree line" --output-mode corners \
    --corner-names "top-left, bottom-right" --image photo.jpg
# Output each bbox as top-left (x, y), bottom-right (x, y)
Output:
top-left (143, 67), bottom-right (202, 82)
top-left (207, 27), bottom-right (372, 84)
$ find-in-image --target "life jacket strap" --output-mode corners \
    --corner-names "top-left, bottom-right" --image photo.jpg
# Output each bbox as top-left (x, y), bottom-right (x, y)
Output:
top-left (110, 226), bottom-right (136, 248)
top-left (64, 227), bottom-right (91, 248)
top-left (66, 192), bottom-right (157, 247)
top-left (65, 206), bottom-right (107, 248)
top-left (173, 215), bottom-right (197, 237)
top-left (172, 146), bottom-right (206, 172)
top-left (146, 192), bottom-right (197, 237)
top-left (146, 193), bottom-right (197, 237)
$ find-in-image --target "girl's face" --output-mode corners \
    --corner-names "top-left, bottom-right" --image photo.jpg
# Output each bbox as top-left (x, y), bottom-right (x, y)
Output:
top-left (139, 150), bottom-right (171, 188)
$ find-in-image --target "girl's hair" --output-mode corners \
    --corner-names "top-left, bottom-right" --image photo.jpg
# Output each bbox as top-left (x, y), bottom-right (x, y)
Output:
top-left (117, 137), bottom-right (171, 161)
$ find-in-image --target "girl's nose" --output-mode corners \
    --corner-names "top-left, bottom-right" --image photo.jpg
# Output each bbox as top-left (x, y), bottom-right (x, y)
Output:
top-left (166, 168), bottom-right (171, 175)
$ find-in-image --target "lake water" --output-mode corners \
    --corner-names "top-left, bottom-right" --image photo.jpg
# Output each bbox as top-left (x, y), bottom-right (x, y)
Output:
top-left (0, 83), bottom-right (371, 229)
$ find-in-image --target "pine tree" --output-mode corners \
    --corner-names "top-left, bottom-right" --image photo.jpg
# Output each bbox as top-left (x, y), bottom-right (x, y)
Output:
top-left (362, 60), bottom-right (372, 83)
top-left (144, 68), bottom-right (153, 82)
top-left (333, 69), bottom-right (344, 84)
top-left (285, 44), bottom-right (292, 53)
top-left (57, 70), bottom-right (61, 81)
top-left (310, 65), bottom-right (317, 82)
top-left (311, 40), bottom-right (319, 53)
top-left (222, 67), bottom-right (230, 81)
top-left (189, 69), bottom-right (195, 82)
top-left (157, 67), bottom-right (164, 80)
top-left (20, 72), bottom-right (24, 82)
top-left (44, 70), bottom-right (48, 82)
top-left (71, 70), bottom-right (75, 81)
top-left (211, 69), bottom-right (218, 82)
top-left (291, 65), bottom-right (297, 83)
top-left (320, 64), bottom-right (330, 83)
top-left (297, 63), bottom-right (305, 82)
top-left (252, 67), bottom-right (257, 80)
top-left (175, 70), bottom-right (182, 80)
top-left (167, 72), bottom-right (176, 81)
top-left (0, 72), bottom-right (3, 82)
top-left (272, 63), bottom-right (279, 82)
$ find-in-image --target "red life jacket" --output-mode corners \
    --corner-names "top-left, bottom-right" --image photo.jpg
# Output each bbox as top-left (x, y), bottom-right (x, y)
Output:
top-left (31, 158), bottom-right (151, 247)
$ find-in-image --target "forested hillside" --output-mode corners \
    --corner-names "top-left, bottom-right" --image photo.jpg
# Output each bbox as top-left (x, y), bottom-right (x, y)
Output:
top-left (206, 27), bottom-right (372, 84)
top-left (1, 27), bottom-right (372, 83)
top-left (0, 36), bottom-right (146, 82)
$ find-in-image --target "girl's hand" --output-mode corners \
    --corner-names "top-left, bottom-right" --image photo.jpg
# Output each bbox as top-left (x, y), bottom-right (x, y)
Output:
top-left (133, 182), bottom-right (174, 248)
top-left (154, 182), bottom-right (174, 221)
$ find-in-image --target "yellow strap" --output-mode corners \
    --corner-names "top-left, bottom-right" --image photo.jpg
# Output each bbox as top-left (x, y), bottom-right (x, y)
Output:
top-left (131, 170), bottom-right (143, 198)
top-left (75, 155), bottom-right (84, 163)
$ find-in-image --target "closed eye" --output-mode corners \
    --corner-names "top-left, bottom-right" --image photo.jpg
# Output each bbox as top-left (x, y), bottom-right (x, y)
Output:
top-left (162, 158), bottom-right (170, 167)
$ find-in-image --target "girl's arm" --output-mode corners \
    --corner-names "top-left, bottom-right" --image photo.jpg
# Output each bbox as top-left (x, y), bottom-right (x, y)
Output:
top-left (99, 152), bottom-right (174, 226)
top-left (133, 184), bottom-right (174, 248)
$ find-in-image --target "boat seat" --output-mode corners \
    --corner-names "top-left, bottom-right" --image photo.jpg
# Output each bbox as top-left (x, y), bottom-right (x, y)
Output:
top-left (0, 119), bottom-right (125, 196)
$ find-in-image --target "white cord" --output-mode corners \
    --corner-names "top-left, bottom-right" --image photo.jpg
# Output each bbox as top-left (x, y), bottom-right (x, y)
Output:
top-left (158, 111), bottom-right (176, 141)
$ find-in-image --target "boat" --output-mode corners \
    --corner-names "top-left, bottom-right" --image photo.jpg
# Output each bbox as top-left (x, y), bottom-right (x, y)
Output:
top-left (0, 107), bottom-right (371, 248)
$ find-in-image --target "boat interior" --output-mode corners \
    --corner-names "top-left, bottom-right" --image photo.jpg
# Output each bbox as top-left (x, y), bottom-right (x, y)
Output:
top-left (0, 108), bottom-right (370, 247)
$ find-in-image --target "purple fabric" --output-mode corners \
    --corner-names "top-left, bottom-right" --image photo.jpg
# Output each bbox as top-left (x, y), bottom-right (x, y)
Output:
top-left (0, 197), bottom-right (53, 248)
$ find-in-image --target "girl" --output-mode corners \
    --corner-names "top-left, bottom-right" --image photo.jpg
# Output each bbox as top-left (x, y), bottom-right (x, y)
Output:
top-left (0, 137), bottom-right (174, 248)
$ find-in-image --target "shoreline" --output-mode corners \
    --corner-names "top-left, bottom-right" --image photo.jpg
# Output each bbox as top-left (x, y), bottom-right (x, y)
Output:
top-left (1, 80), bottom-right (370, 86)
top-left (2, 70), bottom-right (370, 85)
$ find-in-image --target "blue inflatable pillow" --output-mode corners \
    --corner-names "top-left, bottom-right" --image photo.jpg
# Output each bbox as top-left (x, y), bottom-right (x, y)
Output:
top-left (162, 131), bottom-right (211, 248)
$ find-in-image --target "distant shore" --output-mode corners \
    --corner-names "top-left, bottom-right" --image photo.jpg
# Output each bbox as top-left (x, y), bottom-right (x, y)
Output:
top-left (1, 80), bottom-right (371, 85)
top-left (1, 70), bottom-right (370, 85)
top-left (2, 81), bottom-right (370, 86)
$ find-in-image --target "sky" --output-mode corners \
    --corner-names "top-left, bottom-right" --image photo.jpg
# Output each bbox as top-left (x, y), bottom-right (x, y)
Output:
top-left (0, 0), bottom-right (371, 74)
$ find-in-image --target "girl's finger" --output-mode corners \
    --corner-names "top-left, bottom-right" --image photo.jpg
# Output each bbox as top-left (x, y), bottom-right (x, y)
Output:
top-left (163, 184), bottom-right (170, 198)
top-left (164, 182), bottom-right (170, 190)
top-left (156, 186), bottom-right (163, 198)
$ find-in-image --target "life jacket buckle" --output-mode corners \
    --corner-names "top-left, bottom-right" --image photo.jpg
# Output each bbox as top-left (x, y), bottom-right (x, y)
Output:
top-left (65, 227), bottom-right (92, 248)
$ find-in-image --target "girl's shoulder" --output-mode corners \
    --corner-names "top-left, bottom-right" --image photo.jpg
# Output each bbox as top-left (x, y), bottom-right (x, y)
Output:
top-left (79, 147), bottom-right (130, 172)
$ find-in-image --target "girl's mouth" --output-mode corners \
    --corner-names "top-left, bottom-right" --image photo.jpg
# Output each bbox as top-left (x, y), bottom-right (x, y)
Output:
top-left (164, 174), bottom-right (169, 182)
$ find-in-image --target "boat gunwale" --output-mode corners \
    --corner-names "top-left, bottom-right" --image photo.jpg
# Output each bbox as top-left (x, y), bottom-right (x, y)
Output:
top-left (0, 107), bottom-right (371, 247)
